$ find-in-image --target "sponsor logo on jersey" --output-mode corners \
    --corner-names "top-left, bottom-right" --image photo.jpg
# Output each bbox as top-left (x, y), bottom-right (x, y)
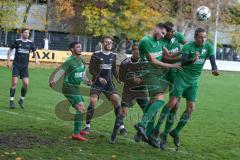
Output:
top-left (152, 51), bottom-right (162, 58)
top-left (74, 72), bottom-right (84, 78)
top-left (18, 48), bottom-right (30, 54)
top-left (170, 48), bottom-right (179, 54)
top-left (100, 64), bottom-right (112, 69)
top-left (171, 38), bottom-right (176, 44)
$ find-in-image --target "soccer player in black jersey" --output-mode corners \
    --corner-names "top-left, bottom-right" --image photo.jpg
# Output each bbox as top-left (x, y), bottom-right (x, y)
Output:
top-left (109, 43), bottom-right (149, 144)
top-left (83, 36), bottom-right (126, 134)
top-left (7, 28), bottom-right (40, 109)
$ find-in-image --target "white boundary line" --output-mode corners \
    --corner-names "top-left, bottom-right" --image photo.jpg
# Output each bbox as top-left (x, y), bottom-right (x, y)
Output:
top-left (0, 109), bottom-right (47, 121)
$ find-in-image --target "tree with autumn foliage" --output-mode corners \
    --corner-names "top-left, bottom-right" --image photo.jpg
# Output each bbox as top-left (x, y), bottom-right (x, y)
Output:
top-left (80, 0), bottom-right (163, 40)
top-left (0, 0), bottom-right (21, 42)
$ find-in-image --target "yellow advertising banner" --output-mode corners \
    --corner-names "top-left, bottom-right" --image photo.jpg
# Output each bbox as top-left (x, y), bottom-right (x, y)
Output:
top-left (29, 49), bottom-right (93, 63)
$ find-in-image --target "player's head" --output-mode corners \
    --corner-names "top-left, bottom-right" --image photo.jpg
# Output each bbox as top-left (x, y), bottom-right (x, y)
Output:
top-left (152, 23), bottom-right (167, 40)
top-left (194, 28), bottom-right (207, 46)
top-left (102, 36), bottom-right (113, 51)
top-left (164, 21), bottom-right (175, 39)
top-left (21, 28), bottom-right (30, 40)
top-left (131, 43), bottom-right (139, 60)
top-left (69, 42), bottom-right (82, 55)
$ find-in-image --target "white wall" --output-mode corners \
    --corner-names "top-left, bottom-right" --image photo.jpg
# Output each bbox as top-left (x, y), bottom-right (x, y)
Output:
top-left (204, 60), bottom-right (240, 72)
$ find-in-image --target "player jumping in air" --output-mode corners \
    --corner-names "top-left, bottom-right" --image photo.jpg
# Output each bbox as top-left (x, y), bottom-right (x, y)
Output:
top-left (110, 43), bottom-right (149, 144)
top-left (161, 28), bottom-right (219, 150)
top-left (151, 22), bottom-right (187, 149)
top-left (134, 23), bottom-right (181, 148)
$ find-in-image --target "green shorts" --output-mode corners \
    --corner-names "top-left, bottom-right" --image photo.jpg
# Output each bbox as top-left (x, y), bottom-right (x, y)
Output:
top-left (62, 85), bottom-right (84, 106)
top-left (143, 73), bottom-right (169, 98)
top-left (171, 72), bottom-right (198, 102)
top-left (166, 70), bottom-right (177, 97)
top-left (166, 70), bottom-right (177, 84)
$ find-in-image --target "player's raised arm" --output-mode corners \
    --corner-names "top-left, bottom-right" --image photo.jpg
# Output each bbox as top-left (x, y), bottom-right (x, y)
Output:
top-left (181, 52), bottom-right (199, 65)
top-left (162, 47), bottom-right (181, 63)
top-left (146, 53), bottom-right (181, 69)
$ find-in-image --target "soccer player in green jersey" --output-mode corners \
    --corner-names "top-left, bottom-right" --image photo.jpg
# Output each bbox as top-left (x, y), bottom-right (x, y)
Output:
top-left (50, 42), bottom-right (92, 141)
top-left (134, 23), bottom-right (181, 148)
top-left (161, 28), bottom-right (219, 149)
top-left (151, 22), bottom-right (187, 149)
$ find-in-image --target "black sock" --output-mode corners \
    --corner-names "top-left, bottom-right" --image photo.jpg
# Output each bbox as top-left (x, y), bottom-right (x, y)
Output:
top-left (21, 87), bottom-right (27, 98)
top-left (114, 105), bottom-right (120, 117)
top-left (86, 105), bottom-right (94, 125)
top-left (136, 98), bottom-right (149, 111)
top-left (114, 105), bottom-right (124, 127)
top-left (111, 114), bottom-right (124, 141)
top-left (10, 88), bottom-right (16, 101)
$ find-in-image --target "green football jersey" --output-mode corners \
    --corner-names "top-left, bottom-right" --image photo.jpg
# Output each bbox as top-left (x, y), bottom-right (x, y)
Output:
top-left (62, 55), bottom-right (86, 86)
top-left (180, 41), bottom-right (214, 82)
top-left (162, 32), bottom-right (185, 55)
top-left (139, 35), bottom-right (165, 62)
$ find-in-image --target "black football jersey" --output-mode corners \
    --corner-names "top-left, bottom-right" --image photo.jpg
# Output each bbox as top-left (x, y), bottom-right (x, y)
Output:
top-left (10, 39), bottom-right (36, 66)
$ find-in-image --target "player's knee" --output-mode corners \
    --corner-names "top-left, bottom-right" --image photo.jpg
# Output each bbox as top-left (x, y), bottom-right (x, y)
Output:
top-left (172, 105), bottom-right (179, 112)
top-left (121, 107), bottom-right (128, 116)
top-left (75, 104), bottom-right (85, 113)
top-left (90, 96), bottom-right (98, 106)
top-left (12, 82), bottom-right (17, 88)
top-left (110, 94), bottom-right (119, 106)
top-left (23, 83), bottom-right (29, 89)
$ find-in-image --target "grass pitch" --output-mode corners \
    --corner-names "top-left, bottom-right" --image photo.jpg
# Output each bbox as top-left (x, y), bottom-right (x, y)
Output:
top-left (0, 66), bottom-right (240, 160)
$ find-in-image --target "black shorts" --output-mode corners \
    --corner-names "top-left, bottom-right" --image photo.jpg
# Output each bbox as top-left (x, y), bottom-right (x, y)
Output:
top-left (121, 87), bottom-right (148, 107)
top-left (12, 65), bottom-right (29, 79)
top-left (90, 81), bottom-right (117, 100)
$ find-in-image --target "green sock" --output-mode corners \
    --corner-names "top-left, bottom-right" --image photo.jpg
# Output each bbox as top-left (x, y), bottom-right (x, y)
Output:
top-left (143, 103), bottom-right (155, 136)
top-left (154, 105), bottom-right (170, 132)
top-left (139, 100), bottom-right (165, 128)
top-left (172, 112), bottom-right (190, 135)
top-left (143, 103), bottom-right (151, 113)
top-left (146, 113), bottom-right (156, 137)
top-left (73, 111), bottom-right (84, 134)
top-left (163, 110), bottom-right (177, 135)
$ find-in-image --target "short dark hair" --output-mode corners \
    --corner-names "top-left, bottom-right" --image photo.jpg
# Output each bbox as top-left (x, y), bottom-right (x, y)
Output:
top-left (155, 23), bottom-right (167, 30)
top-left (164, 21), bottom-right (174, 32)
top-left (194, 28), bottom-right (206, 38)
top-left (132, 42), bottom-right (139, 47)
top-left (69, 42), bottom-right (80, 50)
top-left (21, 28), bottom-right (29, 33)
top-left (102, 36), bottom-right (112, 42)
